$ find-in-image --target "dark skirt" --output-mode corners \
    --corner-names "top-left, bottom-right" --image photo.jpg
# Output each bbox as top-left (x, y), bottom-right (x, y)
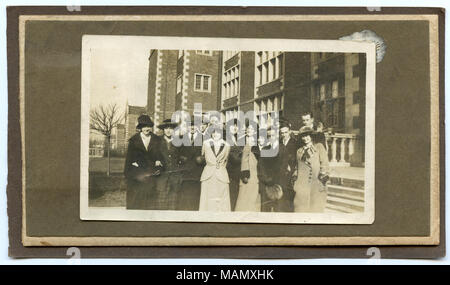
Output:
top-left (126, 179), bottom-right (156, 210)
top-left (150, 173), bottom-right (182, 210)
top-left (177, 180), bottom-right (201, 211)
top-left (228, 175), bottom-right (240, 211)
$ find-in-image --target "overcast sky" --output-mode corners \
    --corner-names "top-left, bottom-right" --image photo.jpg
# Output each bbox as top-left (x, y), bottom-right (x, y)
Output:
top-left (89, 46), bottom-right (150, 114)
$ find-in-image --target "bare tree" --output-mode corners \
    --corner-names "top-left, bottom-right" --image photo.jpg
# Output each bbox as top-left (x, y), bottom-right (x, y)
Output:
top-left (90, 103), bottom-right (124, 176)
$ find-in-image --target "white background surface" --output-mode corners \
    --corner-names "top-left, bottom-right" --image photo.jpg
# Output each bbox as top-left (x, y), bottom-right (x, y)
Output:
top-left (0, 0), bottom-right (448, 264)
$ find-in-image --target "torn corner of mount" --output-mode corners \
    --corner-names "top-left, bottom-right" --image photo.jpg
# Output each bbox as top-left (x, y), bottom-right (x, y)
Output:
top-left (339, 30), bottom-right (387, 63)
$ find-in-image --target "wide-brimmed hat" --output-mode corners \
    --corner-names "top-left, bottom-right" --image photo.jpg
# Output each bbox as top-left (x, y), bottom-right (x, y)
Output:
top-left (298, 126), bottom-right (316, 136)
top-left (136, 114), bottom-right (154, 129)
top-left (157, 119), bottom-right (179, 130)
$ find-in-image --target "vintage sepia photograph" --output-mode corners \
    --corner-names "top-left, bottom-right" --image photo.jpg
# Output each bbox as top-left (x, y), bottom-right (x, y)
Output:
top-left (80, 36), bottom-right (375, 224)
top-left (12, 10), bottom-right (441, 251)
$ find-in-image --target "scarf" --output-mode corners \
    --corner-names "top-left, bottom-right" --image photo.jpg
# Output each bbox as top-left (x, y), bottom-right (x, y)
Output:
top-left (300, 144), bottom-right (317, 166)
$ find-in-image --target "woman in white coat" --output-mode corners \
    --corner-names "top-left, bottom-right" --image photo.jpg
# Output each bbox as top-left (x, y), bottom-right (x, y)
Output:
top-left (199, 128), bottom-right (231, 212)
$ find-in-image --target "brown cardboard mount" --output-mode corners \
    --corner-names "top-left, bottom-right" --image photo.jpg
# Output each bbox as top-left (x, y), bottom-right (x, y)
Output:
top-left (7, 6), bottom-right (445, 259)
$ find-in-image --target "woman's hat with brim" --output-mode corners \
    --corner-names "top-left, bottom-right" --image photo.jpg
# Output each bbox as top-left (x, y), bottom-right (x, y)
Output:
top-left (157, 119), bottom-right (179, 129)
top-left (136, 114), bottom-right (154, 129)
top-left (298, 126), bottom-right (316, 136)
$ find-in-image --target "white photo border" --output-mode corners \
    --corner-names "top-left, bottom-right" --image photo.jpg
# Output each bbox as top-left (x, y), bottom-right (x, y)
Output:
top-left (80, 35), bottom-right (376, 224)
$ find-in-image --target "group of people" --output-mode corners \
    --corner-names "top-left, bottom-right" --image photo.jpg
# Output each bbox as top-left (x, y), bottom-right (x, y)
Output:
top-left (124, 111), bottom-right (330, 213)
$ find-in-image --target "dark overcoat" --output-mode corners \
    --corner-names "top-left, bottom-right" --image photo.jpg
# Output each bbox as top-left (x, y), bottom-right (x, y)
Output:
top-left (152, 137), bottom-right (183, 210)
top-left (276, 135), bottom-right (300, 212)
top-left (124, 132), bottom-right (161, 210)
top-left (177, 133), bottom-right (204, 211)
top-left (226, 138), bottom-right (243, 211)
top-left (254, 145), bottom-right (279, 212)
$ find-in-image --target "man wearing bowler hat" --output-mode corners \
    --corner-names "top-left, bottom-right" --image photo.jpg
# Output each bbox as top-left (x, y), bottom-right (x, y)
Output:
top-left (153, 118), bottom-right (184, 210)
top-left (124, 114), bottom-right (162, 209)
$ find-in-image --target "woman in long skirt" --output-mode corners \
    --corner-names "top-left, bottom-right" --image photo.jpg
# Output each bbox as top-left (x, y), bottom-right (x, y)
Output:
top-left (199, 128), bottom-right (231, 212)
top-left (235, 124), bottom-right (261, 212)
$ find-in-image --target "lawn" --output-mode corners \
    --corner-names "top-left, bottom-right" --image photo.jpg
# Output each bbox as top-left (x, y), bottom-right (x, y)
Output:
top-left (89, 171), bottom-right (126, 207)
top-left (89, 157), bottom-right (125, 173)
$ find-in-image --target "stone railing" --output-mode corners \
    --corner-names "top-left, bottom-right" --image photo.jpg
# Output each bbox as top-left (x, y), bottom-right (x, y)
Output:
top-left (325, 133), bottom-right (357, 167)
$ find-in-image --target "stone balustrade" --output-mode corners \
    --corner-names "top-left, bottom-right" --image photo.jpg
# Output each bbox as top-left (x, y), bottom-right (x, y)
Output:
top-left (325, 133), bottom-right (358, 167)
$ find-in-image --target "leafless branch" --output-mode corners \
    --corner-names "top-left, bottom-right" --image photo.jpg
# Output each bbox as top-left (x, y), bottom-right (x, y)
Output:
top-left (89, 103), bottom-right (124, 138)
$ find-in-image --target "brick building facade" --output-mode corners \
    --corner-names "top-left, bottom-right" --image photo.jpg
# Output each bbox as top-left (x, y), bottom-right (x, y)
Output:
top-left (146, 49), bottom-right (366, 166)
top-left (219, 51), bottom-right (366, 166)
top-left (147, 50), bottom-right (222, 127)
top-left (147, 50), bottom-right (179, 127)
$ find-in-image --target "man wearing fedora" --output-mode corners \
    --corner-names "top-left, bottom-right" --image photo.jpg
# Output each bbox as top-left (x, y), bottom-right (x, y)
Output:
top-left (177, 116), bottom-right (205, 211)
top-left (124, 114), bottom-right (162, 210)
top-left (153, 118), bottom-right (184, 210)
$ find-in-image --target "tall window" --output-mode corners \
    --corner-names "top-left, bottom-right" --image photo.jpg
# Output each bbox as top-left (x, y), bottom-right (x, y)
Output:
top-left (254, 94), bottom-right (284, 126)
top-left (194, 74), bottom-right (211, 92)
top-left (313, 78), bottom-right (344, 131)
top-left (270, 58), bottom-right (276, 81)
top-left (277, 54), bottom-right (284, 77)
top-left (332, 80), bottom-right (339, 98)
top-left (222, 65), bottom-right (240, 99)
top-left (256, 51), bottom-right (284, 86)
top-left (176, 75), bottom-right (182, 94)
top-left (178, 50), bottom-right (184, 59)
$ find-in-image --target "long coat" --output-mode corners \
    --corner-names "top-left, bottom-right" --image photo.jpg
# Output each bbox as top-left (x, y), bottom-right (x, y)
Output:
top-left (152, 137), bottom-right (183, 210)
top-left (235, 144), bottom-right (260, 212)
top-left (178, 133), bottom-right (204, 211)
top-left (226, 136), bottom-right (243, 211)
top-left (257, 145), bottom-right (279, 212)
top-left (124, 132), bottom-right (161, 210)
top-left (276, 136), bottom-right (300, 212)
top-left (293, 143), bottom-right (330, 212)
top-left (199, 139), bottom-right (231, 212)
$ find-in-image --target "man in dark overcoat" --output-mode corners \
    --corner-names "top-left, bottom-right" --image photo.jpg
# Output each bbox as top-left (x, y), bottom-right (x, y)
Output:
top-left (256, 131), bottom-right (279, 213)
top-left (124, 115), bottom-right (162, 210)
top-left (225, 118), bottom-right (244, 211)
top-left (177, 116), bottom-right (204, 211)
top-left (275, 120), bottom-right (299, 212)
top-left (153, 119), bottom-right (184, 210)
